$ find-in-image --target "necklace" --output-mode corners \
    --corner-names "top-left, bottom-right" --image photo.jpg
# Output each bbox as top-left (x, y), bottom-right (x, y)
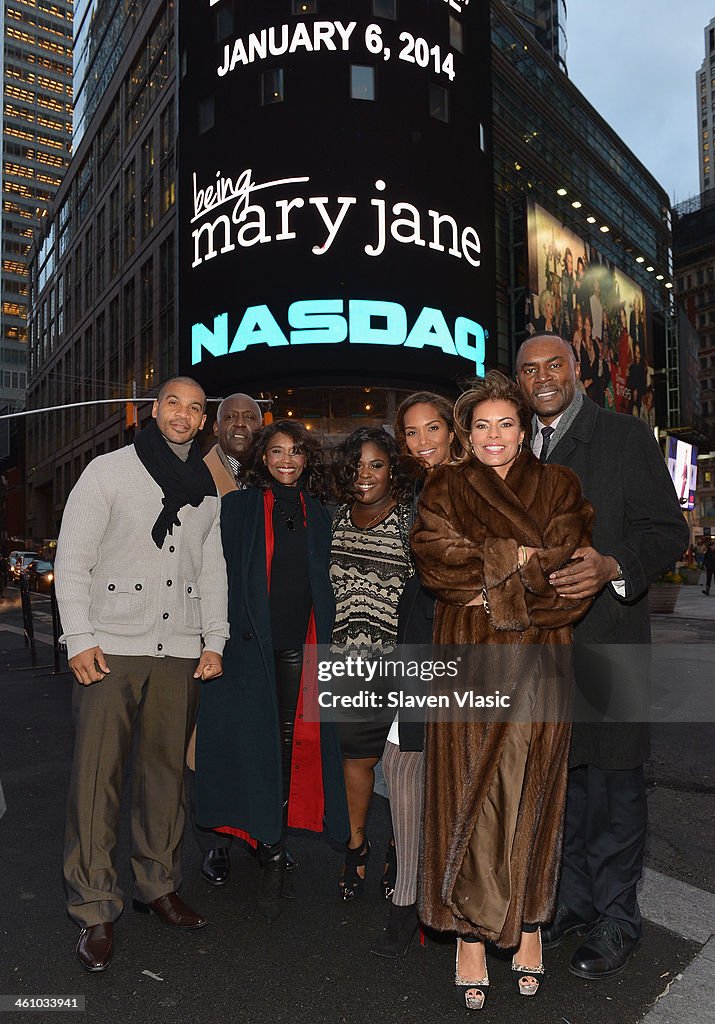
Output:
top-left (274, 498), bottom-right (299, 531)
top-left (351, 501), bottom-right (396, 530)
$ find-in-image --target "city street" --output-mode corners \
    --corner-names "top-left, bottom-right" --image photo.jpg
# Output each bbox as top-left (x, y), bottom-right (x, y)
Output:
top-left (0, 584), bottom-right (713, 1023)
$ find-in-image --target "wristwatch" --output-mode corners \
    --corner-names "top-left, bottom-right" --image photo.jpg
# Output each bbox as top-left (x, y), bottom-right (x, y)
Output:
top-left (612, 561), bottom-right (625, 582)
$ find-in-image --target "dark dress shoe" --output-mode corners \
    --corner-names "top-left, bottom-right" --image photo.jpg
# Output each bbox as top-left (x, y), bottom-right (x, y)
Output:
top-left (76, 923), bottom-right (113, 972)
top-left (201, 847), bottom-right (230, 886)
top-left (133, 892), bottom-right (207, 929)
top-left (542, 903), bottom-right (596, 950)
top-left (569, 919), bottom-right (640, 979)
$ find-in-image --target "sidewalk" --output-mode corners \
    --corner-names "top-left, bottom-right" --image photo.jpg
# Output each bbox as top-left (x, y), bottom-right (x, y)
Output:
top-left (0, 589), bottom-right (713, 1024)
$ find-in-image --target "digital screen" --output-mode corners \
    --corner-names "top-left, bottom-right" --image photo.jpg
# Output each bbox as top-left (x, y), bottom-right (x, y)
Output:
top-left (666, 436), bottom-right (697, 511)
top-left (526, 202), bottom-right (655, 423)
top-left (178, 0), bottom-right (495, 393)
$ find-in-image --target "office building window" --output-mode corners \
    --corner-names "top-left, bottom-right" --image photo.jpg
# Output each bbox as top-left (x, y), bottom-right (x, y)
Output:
top-left (372, 1), bottom-right (396, 18)
top-left (449, 16), bottom-right (464, 52)
top-left (261, 69), bottom-right (285, 105)
top-left (429, 84), bottom-right (449, 123)
top-left (350, 65), bottom-right (375, 101)
top-left (199, 96), bottom-right (215, 133)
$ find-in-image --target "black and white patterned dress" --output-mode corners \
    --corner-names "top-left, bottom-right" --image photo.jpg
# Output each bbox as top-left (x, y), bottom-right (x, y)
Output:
top-left (330, 503), bottom-right (414, 757)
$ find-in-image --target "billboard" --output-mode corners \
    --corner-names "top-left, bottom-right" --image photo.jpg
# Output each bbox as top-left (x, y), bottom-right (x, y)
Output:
top-left (178, 0), bottom-right (495, 393)
top-left (526, 202), bottom-right (654, 422)
top-left (666, 436), bottom-right (697, 511)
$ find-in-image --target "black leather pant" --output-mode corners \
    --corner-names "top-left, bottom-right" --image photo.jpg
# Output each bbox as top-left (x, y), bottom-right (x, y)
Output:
top-left (260, 648), bottom-right (303, 863)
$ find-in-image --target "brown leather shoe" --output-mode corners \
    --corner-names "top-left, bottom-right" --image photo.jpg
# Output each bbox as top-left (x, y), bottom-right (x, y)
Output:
top-left (76, 923), bottom-right (113, 972)
top-left (133, 892), bottom-right (207, 929)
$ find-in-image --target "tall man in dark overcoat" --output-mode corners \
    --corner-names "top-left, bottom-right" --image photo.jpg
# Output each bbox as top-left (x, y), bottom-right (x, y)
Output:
top-left (517, 334), bottom-right (688, 979)
top-left (188, 391), bottom-right (264, 887)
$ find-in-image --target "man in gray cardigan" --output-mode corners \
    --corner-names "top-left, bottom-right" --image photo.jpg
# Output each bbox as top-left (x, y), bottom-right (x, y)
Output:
top-left (55, 376), bottom-right (229, 973)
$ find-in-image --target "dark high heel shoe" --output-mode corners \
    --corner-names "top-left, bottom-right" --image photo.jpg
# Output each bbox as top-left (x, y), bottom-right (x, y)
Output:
top-left (258, 844), bottom-right (287, 923)
top-left (340, 838), bottom-right (370, 900)
top-left (380, 839), bottom-right (397, 900)
top-left (511, 928), bottom-right (545, 996)
top-left (455, 938), bottom-right (489, 1011)
top-left (371, 901), bottom-right (418, 958)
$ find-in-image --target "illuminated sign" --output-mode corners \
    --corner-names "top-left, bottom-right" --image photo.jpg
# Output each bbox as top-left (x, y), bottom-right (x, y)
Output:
top-left (192, 299), bottom-right (486, 372)
top-left (179, 1), bottom-right (495, 391)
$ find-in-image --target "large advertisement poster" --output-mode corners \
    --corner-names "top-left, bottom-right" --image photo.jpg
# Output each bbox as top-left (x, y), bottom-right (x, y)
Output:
top-left (178, 0), bottom-right (495, 393)
top-left (666, 436), bottom-right (698, 511)
top-left (526, 202), bottom-right (654, 422)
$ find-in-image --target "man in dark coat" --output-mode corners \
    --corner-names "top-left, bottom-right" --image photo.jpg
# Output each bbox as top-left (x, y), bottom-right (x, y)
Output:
top-left (188, 392), bottom-right (264, 888)
top-left (517, 334), bottom-right (688, 980)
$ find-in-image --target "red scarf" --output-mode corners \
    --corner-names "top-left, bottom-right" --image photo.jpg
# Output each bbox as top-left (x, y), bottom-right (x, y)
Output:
top-left (217, 489), bottom-right (326, 842)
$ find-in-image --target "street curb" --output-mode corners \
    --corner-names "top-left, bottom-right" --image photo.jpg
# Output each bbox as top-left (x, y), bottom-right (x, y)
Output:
top-left (640, 936), bottom-right (715, 1024)
top-left (640, 867), bottom-right (715, 944)
top-left (639, 870), bottom-right (715, 1023)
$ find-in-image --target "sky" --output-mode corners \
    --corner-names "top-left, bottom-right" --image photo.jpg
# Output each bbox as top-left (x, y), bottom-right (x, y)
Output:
top-left (566, 1), bottom-right (714, 206)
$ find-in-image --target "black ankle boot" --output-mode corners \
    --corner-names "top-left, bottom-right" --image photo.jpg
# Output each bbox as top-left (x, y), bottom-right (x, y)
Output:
top-left (371, 901), bottom-right (419, 958)
top-left (258, 843), bottom-right (287, 923)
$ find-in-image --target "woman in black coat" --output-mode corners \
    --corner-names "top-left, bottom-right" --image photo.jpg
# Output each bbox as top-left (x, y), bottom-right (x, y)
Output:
top-left (195, 420), bottom-right (349, 921)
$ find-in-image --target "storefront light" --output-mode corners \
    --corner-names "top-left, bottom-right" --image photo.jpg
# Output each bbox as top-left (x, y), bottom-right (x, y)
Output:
top-left (556, 187), bottom-right (568, 196)
top-left (636, 256), bottom-right (645, 263)
top-left (571, 200), bottom-right (582, 209)
top-left (586, 215), bottom-right (596, 224)
top-left (599, 225), bottom-right (609, 233)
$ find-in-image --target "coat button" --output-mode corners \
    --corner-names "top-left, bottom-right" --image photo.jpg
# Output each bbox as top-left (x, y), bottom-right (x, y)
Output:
top-left (157, 643), bottom-right (163, 651)
top-left (166, 580), bottom-right (173, 587)
top-left (169, 546), bottom-right (175, 553)
top-left (108, 584), bottom-right (115, 591)
top-left (187, 586), bottom-right (192, 594)
top-left (162, 612), bottom-right (169, 620)
top-left (242, 631), bottom-right (252, 641)
top-left (135, 583), bottom-right (142, 591)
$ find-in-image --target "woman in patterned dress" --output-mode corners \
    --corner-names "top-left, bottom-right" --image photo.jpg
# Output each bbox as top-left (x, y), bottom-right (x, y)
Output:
top-left (329, 427), bottom-right (416, 899)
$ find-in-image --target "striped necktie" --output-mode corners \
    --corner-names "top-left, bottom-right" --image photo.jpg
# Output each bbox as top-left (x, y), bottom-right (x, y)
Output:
top-left (540, 425), bottom-right (555, 463)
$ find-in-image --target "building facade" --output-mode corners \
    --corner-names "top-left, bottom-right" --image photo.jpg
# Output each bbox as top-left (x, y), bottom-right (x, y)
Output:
top-left (673, 190), bottom-right (715, 532)
top-left (24, 0), bottom-right (676, 539)
top-left (696, 16), bottom-right (715, 194)
top-left (0, 0), bottom-right (72, 415)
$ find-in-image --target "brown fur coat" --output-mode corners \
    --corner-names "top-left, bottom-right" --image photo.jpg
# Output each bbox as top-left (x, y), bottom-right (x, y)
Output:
top-left (411, 451), bottom-right (593, 948)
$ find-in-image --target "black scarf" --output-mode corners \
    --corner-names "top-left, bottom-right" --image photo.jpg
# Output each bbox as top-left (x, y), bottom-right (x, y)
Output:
top-left (134, 418), bottom-right (217, 549)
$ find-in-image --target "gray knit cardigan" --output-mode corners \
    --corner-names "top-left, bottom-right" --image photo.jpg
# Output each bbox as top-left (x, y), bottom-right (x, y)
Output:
top-left (55, 445), bottom-right (229, 660)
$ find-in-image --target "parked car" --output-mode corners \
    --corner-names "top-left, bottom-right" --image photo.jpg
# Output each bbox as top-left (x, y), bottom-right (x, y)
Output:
top-left (26, 559), bottom-right (54, 593)
top-left (7, 551), bottom-right (40, 581)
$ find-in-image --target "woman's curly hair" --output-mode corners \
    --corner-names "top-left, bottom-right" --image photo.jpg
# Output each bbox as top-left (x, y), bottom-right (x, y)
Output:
top-left (330, 426), bottom-right (417, 505)
top-left (245, 419), bottom-right (327, 500)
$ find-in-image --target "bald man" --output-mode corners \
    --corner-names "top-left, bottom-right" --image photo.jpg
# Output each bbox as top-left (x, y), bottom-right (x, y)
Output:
top-left (190, 392), bottom-right (264, 886)
top-left (204, 393), bottom-right (263, 495)
top-left (516, 334), bottom-right (687, 980)
top-left (56, 377), bottom-right (229, 971)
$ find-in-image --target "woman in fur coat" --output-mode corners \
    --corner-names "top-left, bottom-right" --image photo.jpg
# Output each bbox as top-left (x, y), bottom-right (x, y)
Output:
top-left (411, 371), bottom-right (593, 1010)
